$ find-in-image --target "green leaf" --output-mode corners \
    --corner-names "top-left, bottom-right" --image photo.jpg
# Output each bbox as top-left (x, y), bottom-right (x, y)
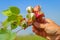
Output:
top-left (17, 14), bottom-right (23, 25)
top-left (2, 20), bottom-right (9, 28)
top-left (7, 30), bottom-right (16, 40)
top-left (2, 9), bottom-right (12, 16)
top-left (0, 33), bottom-right (9, 40)
top-left (2, 6), bottom-right (20, 16)
top-left (0, 28), bottom-right (7, 34)
top-left (9, 6), bottom-right (20, 15)
top-left (7, 15), bottom-right (17, 22)
top-left (0, 30), bottom-right (16, 40)
top-left (11, 22), bottom-right (17, 30)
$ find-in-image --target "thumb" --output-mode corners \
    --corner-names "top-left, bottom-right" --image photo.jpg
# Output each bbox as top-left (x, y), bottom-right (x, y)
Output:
top-left (45, 18), bottom-right (54, 23)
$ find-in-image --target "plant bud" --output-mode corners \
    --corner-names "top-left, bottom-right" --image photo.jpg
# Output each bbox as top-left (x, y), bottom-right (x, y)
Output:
top-left (26, 6), bottom-right (33, 13)
top-left (20, 20), bottom-right (28, 29)
top-left (26, 13), bottom-right (35, 21)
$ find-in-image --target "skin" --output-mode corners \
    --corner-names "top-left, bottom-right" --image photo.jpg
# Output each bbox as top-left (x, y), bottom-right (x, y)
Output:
top-left (33, 5), bottom-right (41, 12)
top-left (27, 5), bottom-right (60, 40)
top-left (32, 18), bottom-right (60, 40)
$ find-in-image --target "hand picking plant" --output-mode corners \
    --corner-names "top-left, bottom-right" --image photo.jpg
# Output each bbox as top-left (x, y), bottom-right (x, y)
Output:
top-left (0, 5), bottom-right (45, 40)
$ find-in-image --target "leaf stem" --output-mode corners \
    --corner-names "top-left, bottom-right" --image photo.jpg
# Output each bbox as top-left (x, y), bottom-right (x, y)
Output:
top-left (16, 28), bottom-right (23, 33)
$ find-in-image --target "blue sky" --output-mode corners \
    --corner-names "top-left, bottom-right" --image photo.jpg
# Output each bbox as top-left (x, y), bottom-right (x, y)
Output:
top-left (0, 0), bottom-right (60, 35)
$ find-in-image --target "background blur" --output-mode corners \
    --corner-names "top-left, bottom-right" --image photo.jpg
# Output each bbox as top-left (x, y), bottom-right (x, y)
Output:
top-left (0, 0), bottom-right (60, 39)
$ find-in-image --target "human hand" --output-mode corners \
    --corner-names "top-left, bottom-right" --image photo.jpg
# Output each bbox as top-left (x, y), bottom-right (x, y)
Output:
top-left (32, 18), bottom-right (60, 38)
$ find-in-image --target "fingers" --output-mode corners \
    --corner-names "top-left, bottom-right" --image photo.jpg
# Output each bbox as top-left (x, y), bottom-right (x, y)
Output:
top-left (32, 26), bottom-right (47, 37)
top-left (32, 26), bottom-right (42, 36)
top-left (32, 26), bottom-right (38, 32)
top-left (55, 35), bottom-right (60, 40)
top-left (33, 22), bottom-right (40, 28)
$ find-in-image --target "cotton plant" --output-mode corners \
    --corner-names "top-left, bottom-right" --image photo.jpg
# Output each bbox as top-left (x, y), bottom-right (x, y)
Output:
top-left (26, 6), bottom-right (36, 22)
top-left (0, 6), bottom-right (25, 40)
top-left (0, 6), bottom-right (38, 40)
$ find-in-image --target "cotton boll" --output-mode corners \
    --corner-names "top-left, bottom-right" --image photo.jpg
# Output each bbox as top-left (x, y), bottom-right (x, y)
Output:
top-left (26, 6), bottom-right (33, 13)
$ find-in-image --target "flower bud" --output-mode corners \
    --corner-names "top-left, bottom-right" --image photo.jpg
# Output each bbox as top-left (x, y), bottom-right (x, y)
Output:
top-left (20, 20), bottom-right (28, 29)
top-left (26, 6), bottom-right (33, 13)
